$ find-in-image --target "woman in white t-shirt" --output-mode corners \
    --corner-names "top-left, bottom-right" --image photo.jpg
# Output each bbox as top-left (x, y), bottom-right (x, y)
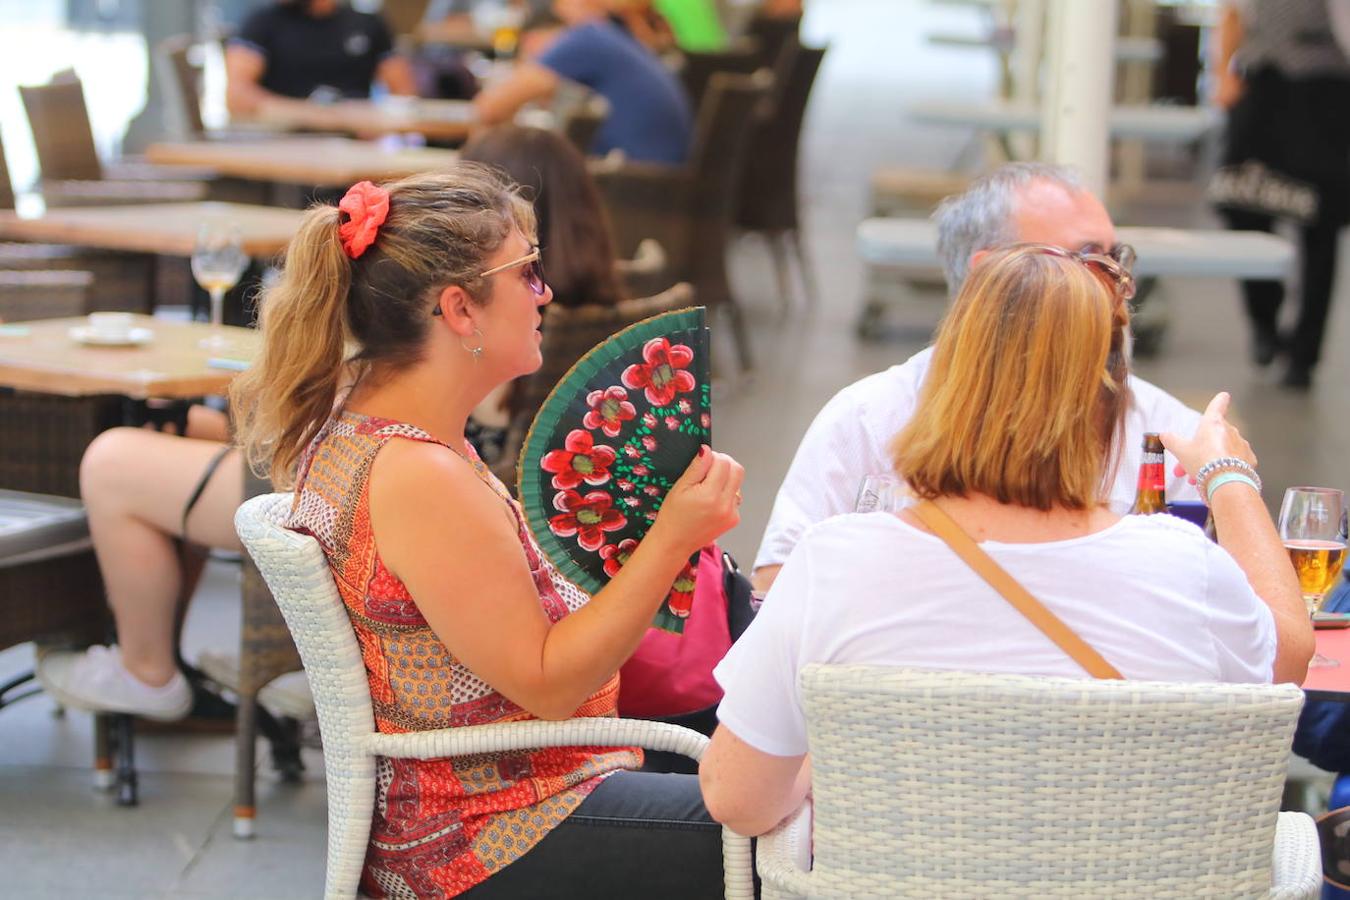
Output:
top-left (698, 243), bottom-right (1314, 837)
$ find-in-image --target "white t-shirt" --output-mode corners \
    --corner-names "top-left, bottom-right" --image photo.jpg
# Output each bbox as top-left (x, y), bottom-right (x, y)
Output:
top-left (753, 348), bottom-right (1204, 571)
top-left (718, 511), bottom-right (1276, 757)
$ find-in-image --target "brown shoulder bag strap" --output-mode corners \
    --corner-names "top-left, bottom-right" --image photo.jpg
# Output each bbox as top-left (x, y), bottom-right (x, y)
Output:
top-left (910, 499), bottom-right (1124, 680)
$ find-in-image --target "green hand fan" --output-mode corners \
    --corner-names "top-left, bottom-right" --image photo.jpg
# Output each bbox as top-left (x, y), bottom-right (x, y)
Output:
top-left (517, 307), bottom-right (711, 634)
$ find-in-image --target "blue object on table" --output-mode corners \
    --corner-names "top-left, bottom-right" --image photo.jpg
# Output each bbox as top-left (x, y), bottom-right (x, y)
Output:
top-left (1165, 500), bottom-right (1209, 529)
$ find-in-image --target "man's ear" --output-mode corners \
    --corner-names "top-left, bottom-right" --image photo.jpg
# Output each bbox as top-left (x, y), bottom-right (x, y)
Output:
top-left (433, 284), bottom-right (479, 338)
top-left (968, 248), bottom-right (991, 273)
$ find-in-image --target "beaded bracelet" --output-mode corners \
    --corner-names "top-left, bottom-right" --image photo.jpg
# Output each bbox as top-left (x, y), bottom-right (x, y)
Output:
top-left (1195, 456), bottom-right (1262, 497)
top-left (1205, 471), bottom-right (1260, 502)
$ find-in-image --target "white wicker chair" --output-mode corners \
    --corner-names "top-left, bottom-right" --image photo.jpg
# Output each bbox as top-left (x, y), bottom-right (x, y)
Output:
top-left (234, 493), bottom-right (754, 900)
top-left (757, 665), bottom-right (1321, 900)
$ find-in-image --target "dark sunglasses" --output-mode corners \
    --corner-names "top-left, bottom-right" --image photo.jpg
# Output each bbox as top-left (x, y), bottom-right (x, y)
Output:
top-left (432, 248), bottom-right (547, 316)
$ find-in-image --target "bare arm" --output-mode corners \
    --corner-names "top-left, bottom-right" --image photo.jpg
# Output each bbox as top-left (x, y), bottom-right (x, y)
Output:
top-left (700, 724), bottom-right (810, 836)
top-left (751, 564), bottom-right (781, 593)
top-left (225, 43), bottom-right (320, 118)
top-left (472, 61), bottom-right (560, 126)
top-left (375, 54), bottom-right (418, 97)
top-left (1211, 2), bottom-right (1245, 108)
top-left (1162, 392), bottom-right (1313, 684)
top-left (371, 440), bottom-right (743, 720)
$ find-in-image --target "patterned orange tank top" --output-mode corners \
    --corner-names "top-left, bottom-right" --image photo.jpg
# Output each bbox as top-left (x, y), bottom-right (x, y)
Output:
top-left (288, 410), bottom-right (642, 898)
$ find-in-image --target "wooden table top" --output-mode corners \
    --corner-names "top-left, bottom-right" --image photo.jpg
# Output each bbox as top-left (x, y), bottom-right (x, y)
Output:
top-left (146, 137), bottom-right (461, 187)
top-left (0, 202), bottom-right (304, 258)
top-left (1302, 628), bottom-right (1350, 702)
top-left (231, 98), bottom-right (476, 142)
top-left (0, 315), bottom-right (258, 399)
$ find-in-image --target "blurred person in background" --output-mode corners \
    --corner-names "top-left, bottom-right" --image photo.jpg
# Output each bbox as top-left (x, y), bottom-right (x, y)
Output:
top-left (1209, 0), bottom-right (1350, 389)
top-left (474, 0), bottom-right (693, 163)
top-left (226, 0), bottom-right (417, 116)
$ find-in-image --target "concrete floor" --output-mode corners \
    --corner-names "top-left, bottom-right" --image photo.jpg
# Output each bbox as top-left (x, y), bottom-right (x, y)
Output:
top-left (3, 0), bottom-right (1349, 896)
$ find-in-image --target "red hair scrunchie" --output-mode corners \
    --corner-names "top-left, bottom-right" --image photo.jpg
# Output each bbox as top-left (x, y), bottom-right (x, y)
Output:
top-left (337, 181), bottom-right (390, 259)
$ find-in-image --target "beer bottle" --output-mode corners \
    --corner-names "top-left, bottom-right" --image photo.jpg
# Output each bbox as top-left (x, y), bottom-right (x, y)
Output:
top-left (1130, 433), bottom-right (1167, 515)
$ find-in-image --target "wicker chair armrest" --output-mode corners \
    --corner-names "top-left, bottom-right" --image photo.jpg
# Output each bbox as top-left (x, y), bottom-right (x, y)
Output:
top-left (756, 799), bottom-right (814, 899)
top-left (366, 716), bottom-right (708, 761)
top-left (1271, 811), bottom-right (1322, 899)
top-left (41, 178), bottom-right (209, 206)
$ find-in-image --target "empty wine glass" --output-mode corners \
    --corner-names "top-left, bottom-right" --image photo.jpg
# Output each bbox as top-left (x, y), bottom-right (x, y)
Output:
top-left (191, 225), bottom-right (248, 350)
top-left (1279, 486), bottom-right (1348, 668)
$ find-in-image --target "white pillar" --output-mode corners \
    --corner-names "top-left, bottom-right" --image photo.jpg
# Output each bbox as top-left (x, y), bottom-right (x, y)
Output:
top-left (1039, 0), bottom-right (1117, 196)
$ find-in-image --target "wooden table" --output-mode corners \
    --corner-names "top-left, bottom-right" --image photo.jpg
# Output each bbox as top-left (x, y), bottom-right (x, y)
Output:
top-left (0, 315), bottom-right (258, 399)
top-left (1302, 629), bottom-right (1350, 702)
top-left (232, 98), bottom-right (475, 143)
top-left (0, 202), bottom-right (303, 259)
top-left (146, 137), bottom-right (461, 188)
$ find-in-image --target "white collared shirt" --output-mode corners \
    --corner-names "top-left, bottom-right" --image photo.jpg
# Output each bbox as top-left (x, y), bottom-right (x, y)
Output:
top-left (753, 347), bottom-right (1204, 572)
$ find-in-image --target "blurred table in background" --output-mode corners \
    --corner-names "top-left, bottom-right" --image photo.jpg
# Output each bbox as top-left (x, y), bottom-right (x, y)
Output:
top-left (231, 98), bottom-right (475, 143)
top-left (856, 217), bottom-right (1296, 279)
top-left (908, 100), bottom-right (1219, 142)
top-left (146, 137), bottom-right (461, 188)
top-left (0, 202), bottom-right (303, 260)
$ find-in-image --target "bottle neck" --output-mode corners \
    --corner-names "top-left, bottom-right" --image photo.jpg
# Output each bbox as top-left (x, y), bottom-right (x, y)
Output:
top-left (1132, 448), bottom-right (1167, 513)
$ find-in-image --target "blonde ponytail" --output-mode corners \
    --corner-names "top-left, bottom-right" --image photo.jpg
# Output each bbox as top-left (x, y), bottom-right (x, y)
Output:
top-left (232, 205), bottom-right (354, 487)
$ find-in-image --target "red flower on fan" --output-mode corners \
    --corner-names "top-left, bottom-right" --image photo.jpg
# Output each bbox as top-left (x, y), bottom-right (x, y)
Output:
top-left (623, 444), bottom-right (642, 459)
top-left (667, 562), bottom-right (698, 618)
top-left (641, 411), bottom-right (658, 429)
top-left (549, 490), bottom-right (627, 552)
top-left (677, 399), bottom-right (693, 415)
top-left (700, 412), bottom-right (711, 429)
top-left (622, 337), bottom-right (696, 407)
top-left (540, 429), bottom-right (616, 489)
top-left (583, 386), bottom-right (637, 438)
top-left (664, 415), bottom-right (680, 431)
top-left (599, 538), bottom-right (640, 577)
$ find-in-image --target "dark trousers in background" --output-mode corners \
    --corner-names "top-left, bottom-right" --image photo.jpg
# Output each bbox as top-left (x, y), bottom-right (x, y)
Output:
top-left (1221, 208), bottom-right (1343, 374)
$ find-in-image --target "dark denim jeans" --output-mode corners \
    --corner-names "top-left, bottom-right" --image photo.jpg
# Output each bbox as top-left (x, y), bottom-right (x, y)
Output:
top-left (459, 770), bottom-right (726, 899)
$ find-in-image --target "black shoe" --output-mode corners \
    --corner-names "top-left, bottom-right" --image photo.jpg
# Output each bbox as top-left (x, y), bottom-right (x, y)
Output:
top-left (1280, 364), bottom-right (1313, 390)
top-left (1251, 328), bottom-right (1281, 367)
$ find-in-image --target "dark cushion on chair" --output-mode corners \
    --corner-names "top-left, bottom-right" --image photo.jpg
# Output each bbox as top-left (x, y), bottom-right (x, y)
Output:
top-left (0, 489), bottom-right (90, 566)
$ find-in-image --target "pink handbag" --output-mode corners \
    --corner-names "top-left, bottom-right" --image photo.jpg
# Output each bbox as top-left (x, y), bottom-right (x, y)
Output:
top-left (618, 545), bottom-right (734, 718)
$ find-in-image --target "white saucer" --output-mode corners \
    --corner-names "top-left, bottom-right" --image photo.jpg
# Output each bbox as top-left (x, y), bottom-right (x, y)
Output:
top-left (68, 325), bottom-right (154, 347)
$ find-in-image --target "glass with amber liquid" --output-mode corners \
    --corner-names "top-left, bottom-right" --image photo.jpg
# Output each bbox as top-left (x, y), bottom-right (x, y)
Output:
top-left (1279, 486), bottom-right (1347, 667)
top-left (1129, 433), bottom-right (1167, 515)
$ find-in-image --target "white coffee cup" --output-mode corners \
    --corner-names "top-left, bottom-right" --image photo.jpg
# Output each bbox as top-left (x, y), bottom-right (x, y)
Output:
top-left (88, 312), bottom-right (133, 341)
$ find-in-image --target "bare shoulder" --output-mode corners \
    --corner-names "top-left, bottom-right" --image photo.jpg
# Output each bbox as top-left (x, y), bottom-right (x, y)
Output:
top-left (369, 438), bottom-right (498, 517)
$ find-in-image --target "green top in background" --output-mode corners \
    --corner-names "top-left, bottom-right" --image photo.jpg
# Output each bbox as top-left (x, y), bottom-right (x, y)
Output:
top-left (655, 0), bottom-right (728, 51)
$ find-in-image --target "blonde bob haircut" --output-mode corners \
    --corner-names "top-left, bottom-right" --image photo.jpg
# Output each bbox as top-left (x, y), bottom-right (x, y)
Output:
top-left (891, 243), bottom-right (1131, 511)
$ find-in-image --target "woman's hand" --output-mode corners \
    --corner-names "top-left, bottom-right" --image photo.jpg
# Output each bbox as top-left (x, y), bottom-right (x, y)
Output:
top-left (647, 446), bottom-right (744, 557)
top-left (1214, 69), bottom-right (1245, 109)
top-left (1160, 392), bottom-right (1257, 484)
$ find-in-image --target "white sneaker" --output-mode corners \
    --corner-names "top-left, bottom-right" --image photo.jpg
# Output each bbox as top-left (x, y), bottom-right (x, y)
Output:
top-left (196, 650), bottom-right (315, 721)
top-left (36, 646), bottom-right (193, 721)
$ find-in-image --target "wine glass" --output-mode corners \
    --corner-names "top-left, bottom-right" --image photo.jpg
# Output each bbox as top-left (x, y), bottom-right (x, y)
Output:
top-left (1279, 486), bottom-right (1348, 668)
top-left (191, 225), bottom-right (248, 350)
top-left (854, 474), bottom-right (904, 513)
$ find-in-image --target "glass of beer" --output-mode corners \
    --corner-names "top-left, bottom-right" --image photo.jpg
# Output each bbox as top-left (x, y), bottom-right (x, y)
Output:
top-left (1279, 486), bottom-right (1348, 667)
top-left (191, 224), bottom-right (248, 350)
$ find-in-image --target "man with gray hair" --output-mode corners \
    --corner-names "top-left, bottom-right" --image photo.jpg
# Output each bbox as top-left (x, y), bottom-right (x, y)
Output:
top-left (751, 162), bottom-right (1203, 590)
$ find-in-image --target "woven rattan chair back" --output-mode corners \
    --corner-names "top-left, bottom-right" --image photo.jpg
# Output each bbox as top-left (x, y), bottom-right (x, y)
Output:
top-left (19, 79), bottom-right (103, 181)
top-left (0, 269), bottom-right (92, 321)
top-left (678, 40), bottom-right (763, 114)
top-left (791, 665), bottom-right (1307, 899)
top-left (736, 40), bottom-right (826, 235)
top-left (235, 492), bottom-right (756, 899)
top-left (157, 35), bottom-right (206, 137)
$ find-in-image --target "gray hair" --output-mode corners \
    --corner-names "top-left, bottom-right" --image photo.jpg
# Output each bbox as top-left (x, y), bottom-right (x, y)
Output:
top-left (932, 162), bottom-right (1085, 295)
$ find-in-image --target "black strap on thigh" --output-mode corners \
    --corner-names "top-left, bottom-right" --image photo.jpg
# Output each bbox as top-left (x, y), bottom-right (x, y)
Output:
top-left (181, 445), bottom-right (234, 539)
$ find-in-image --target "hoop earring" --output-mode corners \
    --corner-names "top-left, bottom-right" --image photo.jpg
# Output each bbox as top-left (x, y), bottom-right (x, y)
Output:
top-left (460, 327), bottom-right (484, 362)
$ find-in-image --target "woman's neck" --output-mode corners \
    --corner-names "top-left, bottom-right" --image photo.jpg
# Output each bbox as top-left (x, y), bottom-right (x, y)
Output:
top-left (904, 492), bottom-right (1119, 544)
top-left (342, 356), bottom-right (489, 450)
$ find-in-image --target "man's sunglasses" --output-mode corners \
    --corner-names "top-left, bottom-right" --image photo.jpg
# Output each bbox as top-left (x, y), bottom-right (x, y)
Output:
top-left (1022, 242), bottom-right (1137, 303)
top-left (432, 248), bottom-right (546, 316)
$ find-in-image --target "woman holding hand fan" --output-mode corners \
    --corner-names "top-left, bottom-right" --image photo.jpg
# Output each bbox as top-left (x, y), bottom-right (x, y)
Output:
top-left (232, 167), bottom-right (742, 899)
